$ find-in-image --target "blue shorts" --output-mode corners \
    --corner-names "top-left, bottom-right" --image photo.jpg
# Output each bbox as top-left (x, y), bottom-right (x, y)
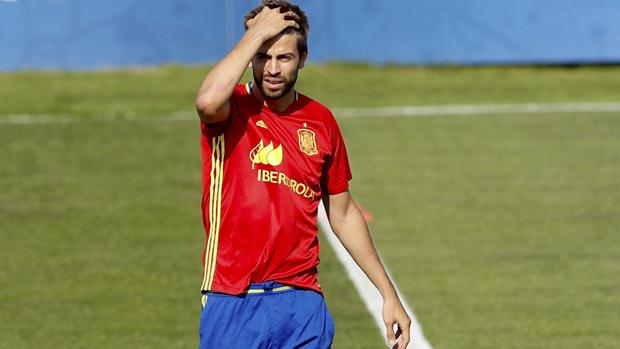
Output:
top-left (199, 281), bottom-right (334, 349)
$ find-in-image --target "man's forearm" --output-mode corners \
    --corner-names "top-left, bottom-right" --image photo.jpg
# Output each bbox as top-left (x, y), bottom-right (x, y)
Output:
top-left (195, 30), bottom-right (265, 122)
top-left (329, 204), bottom-right (399, 300)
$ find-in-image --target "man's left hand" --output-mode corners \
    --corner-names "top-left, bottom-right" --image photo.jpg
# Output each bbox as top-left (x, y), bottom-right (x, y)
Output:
top-left (383, 296), bottom-right (411, 349)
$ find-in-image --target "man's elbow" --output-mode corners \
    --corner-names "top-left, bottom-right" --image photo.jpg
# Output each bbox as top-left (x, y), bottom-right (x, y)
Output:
top-left (195, 97), bottom-right (227, 124)
top-left (327, 213), bottom-right (348, 234)
top-left (195, 96), bottom-right (217, 118)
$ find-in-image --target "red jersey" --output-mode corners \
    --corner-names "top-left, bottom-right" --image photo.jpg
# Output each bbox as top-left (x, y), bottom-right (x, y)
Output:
top-left (199, 83), bottom-right (352, 295)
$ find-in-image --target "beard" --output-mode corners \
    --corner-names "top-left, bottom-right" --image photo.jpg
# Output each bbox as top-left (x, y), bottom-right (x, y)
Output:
top-left (253, 69), bottom-right (298, 100)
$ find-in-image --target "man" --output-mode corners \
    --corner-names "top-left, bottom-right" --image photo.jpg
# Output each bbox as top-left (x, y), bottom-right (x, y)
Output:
top-left (195, 1), bottom-right (411, 348)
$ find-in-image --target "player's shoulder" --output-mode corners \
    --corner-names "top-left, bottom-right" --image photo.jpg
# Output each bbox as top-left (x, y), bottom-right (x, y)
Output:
top-left (233, 83), bottom-right (252, 97)
top-left (297, 92), bottom-right (336, 122)
top-left (230, 83), bottom-right (259, 109)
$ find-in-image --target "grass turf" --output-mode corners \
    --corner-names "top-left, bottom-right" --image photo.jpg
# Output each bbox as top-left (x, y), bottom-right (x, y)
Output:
top-left (2, 64), bottom-right (620, 116)
top-left (1, 64), bottom-right (619, 348)
top-left (341, 113), bottom-right (619, 349)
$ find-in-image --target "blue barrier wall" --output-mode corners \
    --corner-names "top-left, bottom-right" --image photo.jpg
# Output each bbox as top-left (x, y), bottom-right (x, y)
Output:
top-left (1, 0), bottom-right (619, 70)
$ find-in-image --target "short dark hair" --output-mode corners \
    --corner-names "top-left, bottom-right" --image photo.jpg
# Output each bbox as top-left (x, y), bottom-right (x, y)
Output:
top-left (244, 0), bottom-right (309, 58)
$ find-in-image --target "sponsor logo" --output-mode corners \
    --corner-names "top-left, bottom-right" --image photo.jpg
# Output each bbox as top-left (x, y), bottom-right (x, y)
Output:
top-left (249, 140), bottom-right (283, 169)
top-left (257, 169), bottom-right (316, 200)
top-left (249, 139), bottom-right (318, 201)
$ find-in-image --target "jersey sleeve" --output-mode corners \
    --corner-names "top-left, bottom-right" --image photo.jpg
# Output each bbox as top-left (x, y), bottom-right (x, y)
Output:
top-left (322, 115), bottom-right (353, 195)
top-left (200, 116), bottom-right (232, 137)
top-left (199, 85), bottom-right (243, 137)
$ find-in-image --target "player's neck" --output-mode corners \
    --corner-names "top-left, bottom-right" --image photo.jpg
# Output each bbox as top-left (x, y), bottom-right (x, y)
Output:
top-left (251, 83), bottom-right (297, 113)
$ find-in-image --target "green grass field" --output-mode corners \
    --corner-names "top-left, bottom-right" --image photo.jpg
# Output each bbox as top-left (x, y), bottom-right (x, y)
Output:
top-left (1, 65), bottom-right (619, 349)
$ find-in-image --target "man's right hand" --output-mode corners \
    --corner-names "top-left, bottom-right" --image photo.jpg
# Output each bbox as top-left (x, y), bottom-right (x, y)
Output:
top-left (246, 6), bottom-right (300, 42)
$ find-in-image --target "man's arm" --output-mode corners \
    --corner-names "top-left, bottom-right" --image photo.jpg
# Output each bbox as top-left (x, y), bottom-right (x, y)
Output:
top-left (325, 191), bottom-right (411, 349)
top-left (195, 7), bottom-right (300, 124)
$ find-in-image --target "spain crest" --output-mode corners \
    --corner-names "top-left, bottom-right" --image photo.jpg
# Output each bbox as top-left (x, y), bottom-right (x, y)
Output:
top-left (297, 128), bottom-right (318, 156)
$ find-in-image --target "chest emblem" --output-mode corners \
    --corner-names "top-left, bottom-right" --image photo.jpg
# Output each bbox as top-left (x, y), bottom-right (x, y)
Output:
top-left (250, 140), bottom-right (283, 169)
top-left (297, 127), bottom-right (318, 156)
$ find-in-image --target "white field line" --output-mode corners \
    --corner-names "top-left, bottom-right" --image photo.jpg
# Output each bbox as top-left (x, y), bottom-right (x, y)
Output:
top-left (1, 102), bottom-right (620, 125)
top-left (318, 203), bottom-right (433, 349)
top-left (0, 112), bottom-right (196, 125)
top-left (332, 102), bottom-right (620, 117)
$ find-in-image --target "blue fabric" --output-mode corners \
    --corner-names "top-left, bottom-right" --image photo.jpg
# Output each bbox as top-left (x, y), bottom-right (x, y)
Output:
top-left (199, 281), bottom-right (334, 349)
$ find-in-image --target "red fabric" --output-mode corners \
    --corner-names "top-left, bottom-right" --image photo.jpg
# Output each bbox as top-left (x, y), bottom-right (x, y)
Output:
top-left (200, 83), bottom-right (352, 295)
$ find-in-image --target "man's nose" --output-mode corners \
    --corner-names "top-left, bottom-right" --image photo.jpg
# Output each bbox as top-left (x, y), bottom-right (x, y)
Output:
top-left (266, 58), bottom-right (280, 75)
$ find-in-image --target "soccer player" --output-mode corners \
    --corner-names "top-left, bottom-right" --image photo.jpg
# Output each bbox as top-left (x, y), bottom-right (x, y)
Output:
top-left (194, 1), bottom-right (411, 348)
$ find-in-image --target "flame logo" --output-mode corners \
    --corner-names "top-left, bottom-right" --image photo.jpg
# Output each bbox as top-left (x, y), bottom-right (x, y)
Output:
top-left (250, 140), bottom-right (283, 169)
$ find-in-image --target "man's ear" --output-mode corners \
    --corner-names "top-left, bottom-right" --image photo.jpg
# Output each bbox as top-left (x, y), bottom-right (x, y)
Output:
top-left (298, 54), bottom-right (307, 69)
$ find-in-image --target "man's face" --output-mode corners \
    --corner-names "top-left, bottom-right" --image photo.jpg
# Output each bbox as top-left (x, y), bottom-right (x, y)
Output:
top-left (252, 33), bottom-right (305, 100)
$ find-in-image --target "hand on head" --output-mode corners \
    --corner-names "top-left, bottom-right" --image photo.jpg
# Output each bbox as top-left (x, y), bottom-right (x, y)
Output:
top-left (246, 6), bottom-right (300, 41)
